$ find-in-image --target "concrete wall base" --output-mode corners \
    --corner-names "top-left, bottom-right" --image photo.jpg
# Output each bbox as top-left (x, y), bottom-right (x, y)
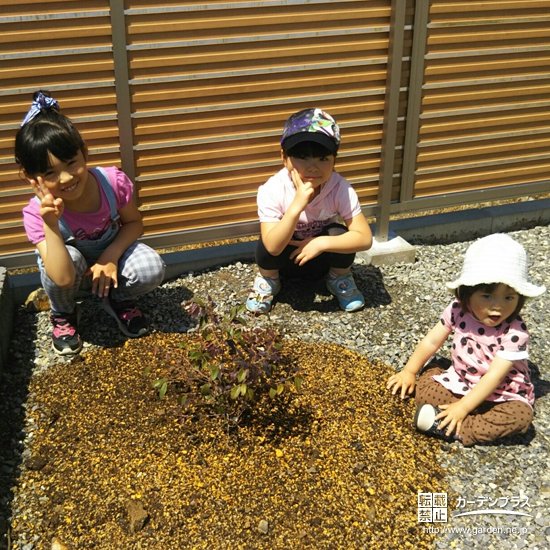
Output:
top-left (357, 230), bottom-right (416, 266)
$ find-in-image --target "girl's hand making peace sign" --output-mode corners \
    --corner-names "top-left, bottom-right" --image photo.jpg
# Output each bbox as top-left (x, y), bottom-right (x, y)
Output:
top-left (31, 176), bottom-right (65, 226)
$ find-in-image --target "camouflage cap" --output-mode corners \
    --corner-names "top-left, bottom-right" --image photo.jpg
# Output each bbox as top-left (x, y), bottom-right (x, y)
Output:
top-left (280, 108), bottom-right (340, 154)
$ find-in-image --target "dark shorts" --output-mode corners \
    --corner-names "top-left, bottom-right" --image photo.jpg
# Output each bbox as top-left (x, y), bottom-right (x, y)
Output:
top-left (254, 223), bottom-right (355, 280)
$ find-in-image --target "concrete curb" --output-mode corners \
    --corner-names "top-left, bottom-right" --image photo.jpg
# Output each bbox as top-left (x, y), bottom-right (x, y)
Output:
top-left (390, 198), bottom-right (550, 244)
top-left (1, 198), bottom-right (549, 371)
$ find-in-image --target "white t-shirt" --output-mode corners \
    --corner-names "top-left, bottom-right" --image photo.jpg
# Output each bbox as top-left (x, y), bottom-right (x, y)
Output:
top-left (257, 168), bottom-right (362, 239)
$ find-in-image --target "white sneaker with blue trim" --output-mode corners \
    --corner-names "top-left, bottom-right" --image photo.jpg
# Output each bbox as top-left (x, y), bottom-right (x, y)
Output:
top-left (246, 275), bottom-right (281, 314)
top-left (326, 272), bottom-right (364, 312)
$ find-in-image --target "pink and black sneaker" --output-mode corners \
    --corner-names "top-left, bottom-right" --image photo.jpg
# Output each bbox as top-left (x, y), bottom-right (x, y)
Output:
top-left (50, 308), bottom-right (83, 356)
top-left (102, 295), bottom-right (149, 338)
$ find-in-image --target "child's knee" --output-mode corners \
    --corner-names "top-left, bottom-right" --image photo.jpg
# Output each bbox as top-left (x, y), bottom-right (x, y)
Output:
top-left (39, 246), bottom-right (87, 289)
top-left (123, 245), bottom-right (165, 290)
top-left (150, 253), bottom-right (166, 286)
top-left (139, 249), bottom-right (165, 288)
top-left (514, 402), bottom-right (533, 432)
top-left (415, 369), bottom-right (456, 408)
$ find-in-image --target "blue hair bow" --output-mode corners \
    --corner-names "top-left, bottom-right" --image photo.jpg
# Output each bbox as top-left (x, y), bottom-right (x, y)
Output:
top-left (20, 92), bottom-right (59, 127)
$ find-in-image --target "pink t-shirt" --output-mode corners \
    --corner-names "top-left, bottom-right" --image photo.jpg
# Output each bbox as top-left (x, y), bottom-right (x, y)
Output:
top-left (22, 167), bottom-right (133, 245)
top-left (433, 300), bottom-right (534, 407)
top-left (257, 168), bottom-right (362, 239)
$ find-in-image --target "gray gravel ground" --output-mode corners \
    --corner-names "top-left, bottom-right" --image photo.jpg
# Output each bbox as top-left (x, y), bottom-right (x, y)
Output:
top-left (2, 224), bottom-right (549, 550)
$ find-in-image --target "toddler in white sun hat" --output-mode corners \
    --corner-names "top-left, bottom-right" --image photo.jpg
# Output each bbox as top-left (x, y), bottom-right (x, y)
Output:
top-left (387, 233), bottom-right (546, 446)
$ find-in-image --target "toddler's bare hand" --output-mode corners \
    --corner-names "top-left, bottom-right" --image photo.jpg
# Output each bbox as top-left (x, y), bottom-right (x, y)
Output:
top-left (436, 403), bottom-right (468, 437)
top-left (386, 371), bottom-right (416, 399)
top-left (289, 237), bottom-right (323, 265)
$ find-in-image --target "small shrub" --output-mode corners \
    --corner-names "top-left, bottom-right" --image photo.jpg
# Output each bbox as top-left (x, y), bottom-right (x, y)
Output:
top-left (149, 297), bottom-right (302, 425)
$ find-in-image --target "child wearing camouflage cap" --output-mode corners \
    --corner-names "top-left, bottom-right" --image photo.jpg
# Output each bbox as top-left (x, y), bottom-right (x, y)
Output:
top-left (246, 108), bottom-right (372, 314)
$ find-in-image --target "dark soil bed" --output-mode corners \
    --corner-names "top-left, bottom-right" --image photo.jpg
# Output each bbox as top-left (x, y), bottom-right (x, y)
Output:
top-left (6, 333), bottom-right (448, 549)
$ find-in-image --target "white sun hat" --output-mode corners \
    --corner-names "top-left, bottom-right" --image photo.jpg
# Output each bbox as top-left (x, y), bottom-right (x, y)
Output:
top-left (446, 233), bottom-right (546, 298)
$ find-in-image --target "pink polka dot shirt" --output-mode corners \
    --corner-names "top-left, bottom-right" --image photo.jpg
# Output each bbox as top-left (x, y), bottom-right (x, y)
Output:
top-left (432, 300), bottom-right (534, 407)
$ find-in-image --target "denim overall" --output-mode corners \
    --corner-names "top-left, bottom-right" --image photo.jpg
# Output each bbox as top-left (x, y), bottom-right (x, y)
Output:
top-left (36, 167), bottom-right (165, 314)
top-left (35, 167), bottom-right (120, 267)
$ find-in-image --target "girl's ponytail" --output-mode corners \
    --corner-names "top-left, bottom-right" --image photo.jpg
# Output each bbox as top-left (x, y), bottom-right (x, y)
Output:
top-left (20, 90), bottom-right (60, 127)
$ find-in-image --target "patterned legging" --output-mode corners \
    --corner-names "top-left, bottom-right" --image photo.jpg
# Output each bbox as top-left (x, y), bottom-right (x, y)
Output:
top-left (40, 242), bottom-right (165, 314)
top-left (415, 363), bottom-right (533, 447)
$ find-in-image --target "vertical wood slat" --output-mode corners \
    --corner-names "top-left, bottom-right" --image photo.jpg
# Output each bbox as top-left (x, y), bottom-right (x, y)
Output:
top-left (375, 0), bottom-right (407, 242)
top-left (399, 0), bottom-right (430, 204)
top-left (109, 0), bottom-right (136, 187)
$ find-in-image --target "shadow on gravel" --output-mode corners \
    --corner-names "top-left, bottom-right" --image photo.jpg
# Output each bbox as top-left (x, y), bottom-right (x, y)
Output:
top-left (273, 264), bottom-right (392, 313)
top-left (492, 424), bottom-right (536, 447)
top-left (530, 361), bottom-right (550, 400)
top-left (75, 285), bottom-right (196, 348)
